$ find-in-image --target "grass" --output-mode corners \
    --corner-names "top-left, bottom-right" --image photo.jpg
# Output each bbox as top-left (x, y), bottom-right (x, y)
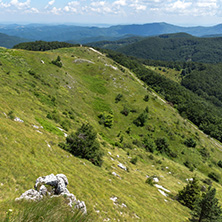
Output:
top-left (0, 46), bottom-right (222, 221)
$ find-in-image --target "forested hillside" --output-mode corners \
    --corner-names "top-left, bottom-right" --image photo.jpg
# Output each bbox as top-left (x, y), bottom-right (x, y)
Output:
top-left (91, 33), bottom-right (222, 63)
top-left (13, 41), bottom-right (77, 51)
top-left (0, 33), bottom-right (27, 48)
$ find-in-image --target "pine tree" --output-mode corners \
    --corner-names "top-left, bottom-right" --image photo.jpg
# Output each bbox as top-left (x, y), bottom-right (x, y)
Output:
top-left (190, 186), bottom-right (222, 222)
top-left (178, 177), bottom-right (201, 210)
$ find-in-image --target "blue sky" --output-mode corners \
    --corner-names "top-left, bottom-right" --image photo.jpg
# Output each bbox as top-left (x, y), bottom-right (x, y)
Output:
top-left (0, 0), bottom-right (221, 26)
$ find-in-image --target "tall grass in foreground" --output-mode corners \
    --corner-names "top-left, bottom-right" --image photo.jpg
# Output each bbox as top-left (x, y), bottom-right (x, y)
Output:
top-left (4, 196), bottom-right (89, 222)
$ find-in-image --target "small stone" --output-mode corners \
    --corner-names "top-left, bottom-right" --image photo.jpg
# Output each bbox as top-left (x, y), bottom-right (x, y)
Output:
top-left (118, 163), bottom-right (127, 171)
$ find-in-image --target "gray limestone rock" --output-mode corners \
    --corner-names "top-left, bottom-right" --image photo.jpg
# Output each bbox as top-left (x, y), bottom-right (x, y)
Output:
top-left (15, 189), bottom-right (43, 201)
top-left (16, 174), bottom-right (87, 214)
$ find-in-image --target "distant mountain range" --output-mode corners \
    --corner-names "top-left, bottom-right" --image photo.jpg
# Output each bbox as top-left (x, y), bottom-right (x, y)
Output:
top-left (1, 22), bottom-right (222, 45)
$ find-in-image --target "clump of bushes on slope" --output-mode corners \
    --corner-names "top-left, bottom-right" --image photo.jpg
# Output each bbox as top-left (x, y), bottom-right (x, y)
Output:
top-left (60, 123), bottom-right (104, 166)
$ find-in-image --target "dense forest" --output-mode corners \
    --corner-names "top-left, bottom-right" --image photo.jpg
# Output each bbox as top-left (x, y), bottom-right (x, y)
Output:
top-left (101, 49), bottom-right (222, 142)
top-left (13, 41), bottom-right (77, 51)
top-left (90, 33), bottom-right (222, 63)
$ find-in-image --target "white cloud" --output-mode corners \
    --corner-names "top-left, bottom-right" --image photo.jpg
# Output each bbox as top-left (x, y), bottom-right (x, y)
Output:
top-left (63, 1), bottom-right (79, 13)
top-left (10, 0), bottom-right (31, 9)
top-left (25, 7), bottom-right (39, 13)
top-left (113, 0), bottom-right (127, 7)
top-left (45, 0), bottom-right (55, 9)
top-left (0, 1), bottom-right (11, 8)
top-left (51, 6), bottom-right (62, 15)
top-left (90, 1), bottom-right (106, 7)
top-left (130, 2), bottom-right (147, 11)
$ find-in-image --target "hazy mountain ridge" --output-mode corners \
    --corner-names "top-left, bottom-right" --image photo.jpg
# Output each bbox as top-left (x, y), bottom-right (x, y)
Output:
top-left (1, 22), bottom-right (222, 44)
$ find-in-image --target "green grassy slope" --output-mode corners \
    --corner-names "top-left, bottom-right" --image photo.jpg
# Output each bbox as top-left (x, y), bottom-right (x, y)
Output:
top-left (1, 46), bottom-right (222, 221)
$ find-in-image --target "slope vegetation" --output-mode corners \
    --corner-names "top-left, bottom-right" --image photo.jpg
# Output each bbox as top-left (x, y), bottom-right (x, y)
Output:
top-left (1, 46), bottom-right (222, 221)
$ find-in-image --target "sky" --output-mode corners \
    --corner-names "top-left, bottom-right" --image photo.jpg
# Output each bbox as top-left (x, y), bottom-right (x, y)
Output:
top-left (0, 0), bottom-right (222, 26)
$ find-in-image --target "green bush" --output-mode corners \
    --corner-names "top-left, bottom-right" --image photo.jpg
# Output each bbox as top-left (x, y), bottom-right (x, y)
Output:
top-left (208, 172), bottom-right (220, 183)
top-left (52, 56), bottom-right (62, 68)
top-left (120, 105), bottom-right (130, 116)
top-left (143, 95), bottom-right (149, 102)
top-left (133, 112), bottom-right (148, 127)
top-left (143, 136), bottom-right (156, 153)
top-left (65, 123), bottom-right (104, 166)
top-left (98, 111), bottom-right (114, 128)
top-left (184, 138), bottom-right (197, 148)
top-left (130, 156), bottom-right (138, 165)
top-left (115, 94), bottom-right (123, 103)
top-left (217, 160), bottom-right (222, 168)
top-left (145, 177), bottom-right (154, 186)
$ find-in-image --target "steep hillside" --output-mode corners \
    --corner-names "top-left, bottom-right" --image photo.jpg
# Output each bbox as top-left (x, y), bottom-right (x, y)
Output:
top-left (1, 46), bottom-right (222, 221)
top-left (91, 33), bottom-right (222, 63)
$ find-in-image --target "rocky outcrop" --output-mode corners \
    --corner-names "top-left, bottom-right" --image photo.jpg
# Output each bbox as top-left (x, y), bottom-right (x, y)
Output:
top-left (15, 174), bottom-right (87, 214)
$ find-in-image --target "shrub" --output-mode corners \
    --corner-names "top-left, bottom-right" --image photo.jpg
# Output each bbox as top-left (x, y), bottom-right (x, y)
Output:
top-left (143, 95), bottom-right (149, 102)
top-left (120, 105), bottom-right (130, 116)
top-left (199, 147), bottom-right (210, 159)
top-left (217, 160), bottom-right (222, 168)
top-left (208, 172), bottom-right (220, 183)
top-left (8, 110), bottom-right (15, 120)
top-left (115, 94), bottom-right (123, 103)
top-left (184, 138), bottom-right (196, 148)
top-left (60, 119), bottom-right (71, 131)
top-left (65, 123), bottom-right (104, 166)
top-left (155, 137), bottom-right (169, 153)
top-left (52, 56), bottom-right (62, 68)
top-left (130, 156), bottom-right (138, 165)
top-left (143, 137), bottom-right (156, 153)
top-left (145, 177), bottom-right (154, 186)
top-left (98, 111), bottom-right (114, 128)
top-left (133, 112), bottom-right (148, 127)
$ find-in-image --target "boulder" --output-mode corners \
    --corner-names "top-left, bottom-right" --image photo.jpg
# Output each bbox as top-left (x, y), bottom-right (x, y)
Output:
top-left (15, 189), bottom-right (43, 201)
top-left (16, 174), bottom-right (87, 214)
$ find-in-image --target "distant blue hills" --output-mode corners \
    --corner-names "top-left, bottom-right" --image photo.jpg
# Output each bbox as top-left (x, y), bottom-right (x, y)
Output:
top-left (0, 22), bottom-right (222, 45)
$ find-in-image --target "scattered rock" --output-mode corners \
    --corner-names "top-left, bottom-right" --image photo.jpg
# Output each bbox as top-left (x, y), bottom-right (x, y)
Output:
top-left (121, 203), bottom-right (127, 208)
top-left (158, 189), bottom-right (168, 197)
top-left (105, 64), bottom-right (118, 70)
top-left (14, 117), bottom-right (24, 123)
top-left (74, 59), bottom-right (95, 64)
top-left (112, 172), bottom-right (121, 178)
top-left (154, 184), bottom-right (170, 193)
top-left (153, 177), bottom-right (159, 183)
top-left (110, 196), bottom-right (118, 203)
top-left (118, 163), bottom-right (127, 171)
top-left (36, 130), bottom-right (43, 134)
top-left (16, 174), bottom-right (87, 214)
top-left (32, 125), bottom-right (39, 129)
